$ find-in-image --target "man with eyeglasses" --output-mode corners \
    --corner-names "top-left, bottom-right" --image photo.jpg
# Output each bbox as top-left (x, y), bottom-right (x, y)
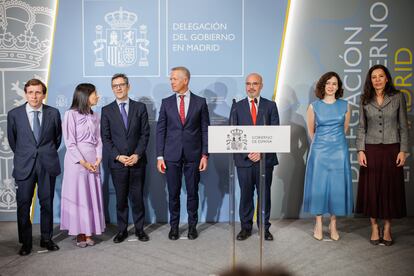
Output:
top-left (156, 66), bottom-right (210, 240)
top-left (101, 73), bottom-right (150, 243)
top-left (7, 78), bottom-right (62, 255)
top-left (230, 73), bottom-right (280, 241)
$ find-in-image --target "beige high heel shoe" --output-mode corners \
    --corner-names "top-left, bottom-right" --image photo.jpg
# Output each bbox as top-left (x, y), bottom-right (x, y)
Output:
top-left (313, 224), bottom-right (323, 241)
top-left (329, 223), bottom-right (340, 241)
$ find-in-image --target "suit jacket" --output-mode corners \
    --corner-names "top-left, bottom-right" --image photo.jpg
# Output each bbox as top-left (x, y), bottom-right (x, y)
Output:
top-left (230, 97), bottom-right (280, 168)
top-left (356, 92), bottom-right (409, 152)
top-left (7, 103), bottom-right (62, 180)
top-left (101, 99), bottom-right (150, 169)
top-left (156, 92), bottom-right (210, 162)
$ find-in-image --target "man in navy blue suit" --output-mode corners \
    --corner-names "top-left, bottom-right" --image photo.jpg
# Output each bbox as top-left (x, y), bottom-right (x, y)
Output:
top-left (231, 73), bottom-right (279, 241)
top-left (101, 73), bottom-right (150, 243)
top-left (156, 66), bottom-right (210, 240)
top-left (7, 79), bottom-right (62, 255)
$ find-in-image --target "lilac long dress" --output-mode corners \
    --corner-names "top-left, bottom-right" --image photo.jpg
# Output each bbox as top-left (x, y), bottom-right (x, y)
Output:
top-left (60, 110), bottom-right (105, 236)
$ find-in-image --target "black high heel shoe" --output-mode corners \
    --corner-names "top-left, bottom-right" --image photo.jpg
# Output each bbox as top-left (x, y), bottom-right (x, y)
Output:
top-left (370, 226), bottom-right (381, 246)
top-left (382, 228), bottom-right (393, 246)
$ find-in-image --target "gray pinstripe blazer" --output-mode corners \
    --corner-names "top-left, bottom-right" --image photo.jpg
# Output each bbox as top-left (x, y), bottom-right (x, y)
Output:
top-left (356, 92), bottom-right (408, 152)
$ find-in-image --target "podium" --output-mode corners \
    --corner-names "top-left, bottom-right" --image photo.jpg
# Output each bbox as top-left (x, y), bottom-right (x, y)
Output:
top-left (208, 125), bottom-right (290, 269)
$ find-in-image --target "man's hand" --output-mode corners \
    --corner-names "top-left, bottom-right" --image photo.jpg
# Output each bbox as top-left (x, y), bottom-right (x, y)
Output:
top-left (199, 156), bottom-right (208, 172)
top-left (125, 154), bottom-right (139, 166)
top-left (248, 152), bottom-right (261, 162)
top-left (117, 155), bottom-right (130, 165)
top-left (157, 159), bottom-right (166, 174)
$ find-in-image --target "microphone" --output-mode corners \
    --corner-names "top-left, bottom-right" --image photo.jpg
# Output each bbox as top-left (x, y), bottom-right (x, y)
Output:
top-left (254, 98), bottom-right (258, 104)
top-left (230, 98), bottom-right (237, 126)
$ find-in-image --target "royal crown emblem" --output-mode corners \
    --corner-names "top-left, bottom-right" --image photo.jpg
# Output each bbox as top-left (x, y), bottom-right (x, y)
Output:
top-left (226, 128), bottom-right (247, 151)
top-left (93, 7), bottom-right (149, 68)
top-left (0, 0), bottom-right (54, 69)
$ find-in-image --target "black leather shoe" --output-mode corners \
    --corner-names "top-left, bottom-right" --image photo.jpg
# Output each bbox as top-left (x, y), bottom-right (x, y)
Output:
top-left (264, 230), bottom-right (274, 241)
top-left (188, 226), bottom-right (198, 240)
top-left (168, 227), bottom-right (179, 240)
top-left (135, 230), bottom-right (149, 242)
top-left (236, 229), bottom-right (252, 241)
top-left (40, 240), bottom-right (59, 251)
top-left (19, 245), bottom-right (32, 256)
top-left (113, 230), bottom-right (128, 243)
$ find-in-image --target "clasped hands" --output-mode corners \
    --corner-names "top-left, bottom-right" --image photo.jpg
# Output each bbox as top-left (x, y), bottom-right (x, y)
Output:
top-left (248, 152), bottom-right (261, 162)
top-left (80, 158), bottom-right (102, 173)
top-left (117, 154), bottom-right (139, 166)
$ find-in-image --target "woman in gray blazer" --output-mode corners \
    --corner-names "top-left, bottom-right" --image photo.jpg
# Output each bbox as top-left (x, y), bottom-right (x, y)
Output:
top-left (356, 64), bottom-right (408, 246)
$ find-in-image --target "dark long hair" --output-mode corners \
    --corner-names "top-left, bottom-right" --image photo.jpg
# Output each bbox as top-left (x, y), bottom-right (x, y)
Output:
top-left (70, 83), bottom-right (96, 114)
top-left (361, 64), bottom-right (397, 105)
top-left (315, 71), bottom-right (343, 99)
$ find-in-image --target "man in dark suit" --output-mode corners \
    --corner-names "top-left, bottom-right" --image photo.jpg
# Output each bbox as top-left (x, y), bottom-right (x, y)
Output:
top-left (7, 79), bottom-right (62, 255)
top-left (230, 73), bottom-right (279, 241)
top-left (101, 73), bottom-right (150, 243)
top-left (156, 66), bottom-right (210, 240)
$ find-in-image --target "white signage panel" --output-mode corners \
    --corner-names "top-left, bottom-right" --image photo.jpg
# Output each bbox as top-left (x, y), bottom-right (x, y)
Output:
top-left (208, 125), bottom-right (290, 153)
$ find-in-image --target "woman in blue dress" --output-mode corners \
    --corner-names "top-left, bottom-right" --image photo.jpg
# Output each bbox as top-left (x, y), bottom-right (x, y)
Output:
top-left (303, 72), bottom-right (353, 241)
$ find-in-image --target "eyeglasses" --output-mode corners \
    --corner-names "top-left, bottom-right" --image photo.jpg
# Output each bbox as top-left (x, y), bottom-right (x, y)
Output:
top-left (245, 82), bottom-right (261, 87)
top-left (112, 83), bottom-right (127, 89)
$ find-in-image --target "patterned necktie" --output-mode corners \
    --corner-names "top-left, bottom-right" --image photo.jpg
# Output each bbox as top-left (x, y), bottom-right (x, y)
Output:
top-left (179, 95), bottom-right (185, 125)
top-left (33, 110), bottom-right (40, 142)
top-left (120, 102), bottom-right (128, 129)
top-left (250, 99), bottom-right (257, 125)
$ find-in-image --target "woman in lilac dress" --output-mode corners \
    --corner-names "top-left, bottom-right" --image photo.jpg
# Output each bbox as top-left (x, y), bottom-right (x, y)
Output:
top-left (60, 83), bottom-right (105, 247)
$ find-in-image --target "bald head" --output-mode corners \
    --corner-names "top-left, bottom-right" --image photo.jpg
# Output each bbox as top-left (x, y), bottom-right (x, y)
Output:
top-left (245, 72), bottom-right (263, 99)
top-left (246, 73), bottom-right (263, 83)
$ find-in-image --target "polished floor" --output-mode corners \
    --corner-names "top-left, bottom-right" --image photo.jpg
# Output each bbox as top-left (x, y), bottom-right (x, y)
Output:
top-left (0, 218), bottom-right (413, 276)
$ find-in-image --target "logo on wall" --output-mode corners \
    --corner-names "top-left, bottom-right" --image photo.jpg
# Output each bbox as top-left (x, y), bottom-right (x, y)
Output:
top-left (93, 7), bottom-right (150, 68)
top-left (226, 128), bottom-right (247, 151)
top-left (0, 1), bottom-right (54, 213)
top-left (0, 0), bottom-right (53, 69)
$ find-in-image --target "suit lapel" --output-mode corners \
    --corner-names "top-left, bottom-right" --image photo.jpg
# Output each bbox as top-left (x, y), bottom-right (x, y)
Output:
top-left (126, 100), bottom-right (136, 135)
top-left (184, 92), bottom-right (195, 126)
top-left (38, 105), bottom-right (50, 144)
top-left (22, 103), bottom-right (39, 144)
top-left (370, 95), bottom-right (391, 109)
top-left (111, 101), bottom-right (127, 133)
top-left (168, 94), bottom-right (182, 125)
top-left (242, 98), bottom-right (253, 125)
top-left (257, 97), bottom-right (266, 125)
top-left (381, 95), bottom-right (391, 108)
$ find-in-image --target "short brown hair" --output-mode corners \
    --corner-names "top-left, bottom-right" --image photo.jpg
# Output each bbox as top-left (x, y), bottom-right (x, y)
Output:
top-left (24, 79), bottom-right (47, 94)
top-left (315, 71), bottom-right (343, 99)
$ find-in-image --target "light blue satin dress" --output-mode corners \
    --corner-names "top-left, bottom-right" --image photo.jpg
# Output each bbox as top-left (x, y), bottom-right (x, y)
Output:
top-left (303, 99), bottom-right (353, 215)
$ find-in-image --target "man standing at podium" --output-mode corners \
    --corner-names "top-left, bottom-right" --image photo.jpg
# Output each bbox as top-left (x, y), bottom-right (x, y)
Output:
top-left (156, 66), bottom-right (210, 240)
top-left (230, 73), bottom-right (279, 241)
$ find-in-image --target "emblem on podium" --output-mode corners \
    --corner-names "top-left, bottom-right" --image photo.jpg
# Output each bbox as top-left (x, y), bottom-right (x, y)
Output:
top-left (226, 128), bottom-right (247, 151)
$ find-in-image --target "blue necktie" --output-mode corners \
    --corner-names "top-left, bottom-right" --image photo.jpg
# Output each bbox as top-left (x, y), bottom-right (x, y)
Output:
top-left (33, 111), bottom-right (40, 142)
top-left (120, 103), bottom-right (128, 129)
